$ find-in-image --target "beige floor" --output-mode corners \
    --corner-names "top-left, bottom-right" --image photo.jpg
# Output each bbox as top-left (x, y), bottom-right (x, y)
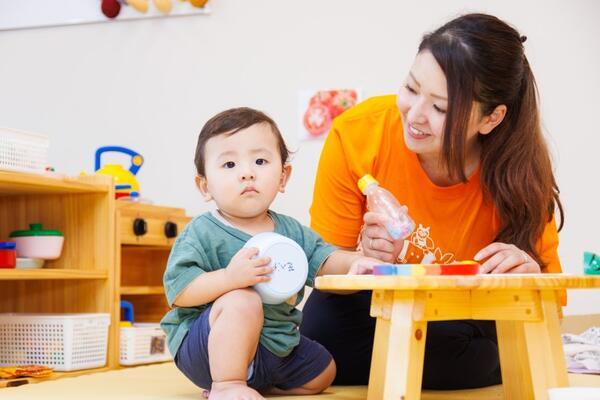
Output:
top-left (0, 362), bottom-right (598, 400)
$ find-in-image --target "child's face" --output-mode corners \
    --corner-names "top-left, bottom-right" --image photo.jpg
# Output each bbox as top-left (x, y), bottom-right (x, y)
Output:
top-left (196, 123), bottom-right (291, 219)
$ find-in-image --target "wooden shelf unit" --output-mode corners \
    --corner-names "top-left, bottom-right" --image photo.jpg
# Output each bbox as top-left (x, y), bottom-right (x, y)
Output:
top-left (111, 202), bottom-right (190, 367)
top-left (0, 268), bottom-right (108, 280)
top-left (0, 170), bottom-right (116, 380)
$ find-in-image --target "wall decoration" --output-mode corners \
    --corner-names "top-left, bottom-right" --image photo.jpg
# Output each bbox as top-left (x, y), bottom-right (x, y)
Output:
top-left (0, 0), bottom-right (210, 31)
top-left (297, 89), bottom-right (361, 141)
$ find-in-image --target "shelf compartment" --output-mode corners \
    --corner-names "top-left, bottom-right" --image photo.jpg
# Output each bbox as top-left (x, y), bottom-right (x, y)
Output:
top-left (0, 280), bottom-right (110, 314)
top-left (121, 247), bottom-right (169, 287)
top-left (121, 294), bottom-right (169, 324)
top-left (0, 192), bottom-right (115, 274)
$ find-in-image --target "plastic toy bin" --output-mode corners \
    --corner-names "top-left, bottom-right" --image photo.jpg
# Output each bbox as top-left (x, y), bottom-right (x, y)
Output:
top-left (120, 323), bottom-right (172, 366)
top-left (0, 128), bottom-right (49, 172)
top-left (0, 313), bottom-right (111, 371)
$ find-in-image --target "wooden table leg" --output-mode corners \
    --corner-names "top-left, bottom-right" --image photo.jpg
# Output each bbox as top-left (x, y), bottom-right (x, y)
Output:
top-left (497, 290), bottom-right (568, 400)
top-left (368, 290), bottom-right (427, 400)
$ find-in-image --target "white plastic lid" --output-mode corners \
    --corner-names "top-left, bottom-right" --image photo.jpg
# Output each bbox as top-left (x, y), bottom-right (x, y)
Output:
top-left (243, 232), bottom-right (309, 305)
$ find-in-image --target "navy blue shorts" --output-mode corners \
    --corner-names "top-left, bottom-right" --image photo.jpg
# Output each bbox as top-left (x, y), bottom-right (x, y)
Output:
top-left (175, 305), bottom-right (333, 391)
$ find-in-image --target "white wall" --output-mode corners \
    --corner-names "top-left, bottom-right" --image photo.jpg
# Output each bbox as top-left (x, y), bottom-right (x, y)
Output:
top-left (0, 0), bottom-right (599, 315)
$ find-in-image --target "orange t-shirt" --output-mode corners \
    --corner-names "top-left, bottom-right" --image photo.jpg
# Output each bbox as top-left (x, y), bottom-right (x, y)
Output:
top-left (310, 95), bottom-right (562, 273)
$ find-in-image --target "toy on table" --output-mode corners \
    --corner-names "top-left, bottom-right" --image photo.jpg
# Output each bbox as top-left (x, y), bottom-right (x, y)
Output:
top-left (373, 260), bottom-right (480, 276)
top-left (94, 146), bottom-right (144, 199)
top-left (243, 232), bottom-right (308, 305)
top-left (584, 251), bottom-right (600, 275)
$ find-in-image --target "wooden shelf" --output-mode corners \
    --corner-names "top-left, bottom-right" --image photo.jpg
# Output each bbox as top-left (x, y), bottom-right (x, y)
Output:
top-left (0, 367), bottom-right (110, 388)
top-left (0, 170), bottom-right (111, 195)
top-left (120, 286), bottom-right (164, 295)
top-left (0, 268), bottom-right (108, 280)
top-left (0, 168), bottom-right (116, 385)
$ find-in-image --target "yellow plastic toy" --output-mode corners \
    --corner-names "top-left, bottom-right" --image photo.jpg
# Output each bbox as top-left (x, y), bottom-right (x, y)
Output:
top-left (95, 146), bottom-right (144, 199)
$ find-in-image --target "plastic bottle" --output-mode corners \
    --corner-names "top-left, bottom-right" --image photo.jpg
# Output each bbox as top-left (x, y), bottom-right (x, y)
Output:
top-left (358, 174), bottom-right (415, 240)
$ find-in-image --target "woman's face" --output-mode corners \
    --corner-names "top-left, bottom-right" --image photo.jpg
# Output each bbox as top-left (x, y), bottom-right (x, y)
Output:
top-left (397, 50), bottom-right (482, 160)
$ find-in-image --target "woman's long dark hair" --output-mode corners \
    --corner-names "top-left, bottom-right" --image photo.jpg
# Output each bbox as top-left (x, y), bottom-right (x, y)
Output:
top-left (419, 13), bottom-right (563, 269)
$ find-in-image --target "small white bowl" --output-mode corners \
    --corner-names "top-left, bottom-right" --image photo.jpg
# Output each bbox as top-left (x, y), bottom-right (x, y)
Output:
top-left (13, 236), bottom-right (64, 260)
top-left (243, 232), bottom-right (308, 305)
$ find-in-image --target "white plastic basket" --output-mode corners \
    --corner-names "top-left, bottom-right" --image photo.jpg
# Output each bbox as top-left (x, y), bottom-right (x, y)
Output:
top-left (120, 323), bottom-right (172, 366)
top-left (0, 313), bottom-right (110, 371)
top-left (0, 127), bottom-right (49, 172)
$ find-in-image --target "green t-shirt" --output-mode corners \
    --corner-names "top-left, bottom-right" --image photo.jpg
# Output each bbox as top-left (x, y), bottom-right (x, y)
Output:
top-left (160, 210), bottom-right (337, 358)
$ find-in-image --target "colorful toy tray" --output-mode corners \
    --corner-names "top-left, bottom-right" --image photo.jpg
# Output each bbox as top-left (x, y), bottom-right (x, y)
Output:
top-left (373, 261), bottom-right (480, 276)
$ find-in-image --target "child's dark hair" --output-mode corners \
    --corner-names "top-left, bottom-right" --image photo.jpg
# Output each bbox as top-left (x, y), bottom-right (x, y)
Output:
top-left (194, 107), bottom-right (290, 176)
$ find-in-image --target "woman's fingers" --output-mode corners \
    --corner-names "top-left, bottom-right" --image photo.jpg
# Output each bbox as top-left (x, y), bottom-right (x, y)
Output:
top-left (476, 242), bottom-right (540, 274)
top-left (363, 225), bottom-right (393, 243)
top-left (486, 250), bottom-right (523, 274)
top-left (506, 263), bottom-right (541, 274)
top-left (361, 231), bottom-right (395, 261)
top-left (366, 249), bottom-right (395, 263)
top-left (479, 251), bottom-right (507, 274)
top-left (370, 237), bottom-right (394, 253)
top-left (363, 211), bottom-right (392, 227)
top-left (474, 242), bottom-right (514, 262)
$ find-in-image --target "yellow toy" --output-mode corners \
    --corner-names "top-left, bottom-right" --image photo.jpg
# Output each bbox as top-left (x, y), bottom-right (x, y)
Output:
top-left (95, 146), bottom-right (144, 199)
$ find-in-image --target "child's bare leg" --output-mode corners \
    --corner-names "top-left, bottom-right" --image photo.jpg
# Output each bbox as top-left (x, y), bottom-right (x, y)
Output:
top-left (208, 288), bottom-right (264, 400)
top-left (265, 359), bottom-right (336, 395)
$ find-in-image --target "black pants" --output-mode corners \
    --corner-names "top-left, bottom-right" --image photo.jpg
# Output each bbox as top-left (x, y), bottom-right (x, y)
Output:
top-left (300, 290), bottom-right (502, 389)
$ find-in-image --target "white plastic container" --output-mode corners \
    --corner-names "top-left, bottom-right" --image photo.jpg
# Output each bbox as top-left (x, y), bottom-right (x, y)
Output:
top-left (0, 127), bottom-right (49, 173)
top-left (12, 236), bottom-right (64, 259)
top-left (9, 223), bottom-right (64, 260)
top-left (120, 323), bottom-right (172, 366)
top-left (0, 313), bottom-right (111, 371)
top-left (243, 232), bottom-right (309, 305)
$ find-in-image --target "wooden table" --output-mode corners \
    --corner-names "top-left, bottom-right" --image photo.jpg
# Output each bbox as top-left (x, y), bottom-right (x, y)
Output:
top-left (315, 273), bottom-right (600, 400)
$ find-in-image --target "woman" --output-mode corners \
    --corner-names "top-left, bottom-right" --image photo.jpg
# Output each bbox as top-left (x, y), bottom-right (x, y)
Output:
top-left (300, 13), bottom-right (564, 390)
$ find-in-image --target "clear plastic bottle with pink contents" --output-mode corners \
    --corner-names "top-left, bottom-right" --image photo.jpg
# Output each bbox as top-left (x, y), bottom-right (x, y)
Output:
top-left (358, 174), bottom-right (415, 240)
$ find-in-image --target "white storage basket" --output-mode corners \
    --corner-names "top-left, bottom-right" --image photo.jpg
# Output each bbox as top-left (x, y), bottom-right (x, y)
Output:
top-left (0, 313), bottom-right (111, 371)
top-left (0, 127), bottom-right (49, 172)
top-left (120, 323), bottom-right (172, 366)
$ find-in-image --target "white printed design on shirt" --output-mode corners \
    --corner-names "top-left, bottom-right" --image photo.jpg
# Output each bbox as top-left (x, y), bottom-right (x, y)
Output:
top-left (396, 224), bottom-right (455, 264)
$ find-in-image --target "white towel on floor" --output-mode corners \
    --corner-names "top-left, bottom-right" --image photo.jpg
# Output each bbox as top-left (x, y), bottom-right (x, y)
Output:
top-left (562, 327), bottom-right (600, 374)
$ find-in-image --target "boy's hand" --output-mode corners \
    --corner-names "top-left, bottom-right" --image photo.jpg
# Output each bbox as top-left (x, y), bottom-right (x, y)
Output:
top-left (348, 256), bottom-right (382, 275)
top-left (224, 247), bottom-right (273, 289)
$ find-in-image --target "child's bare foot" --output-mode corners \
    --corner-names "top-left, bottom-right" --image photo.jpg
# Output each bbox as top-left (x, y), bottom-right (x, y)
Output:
top-left (209, 380), bottom-right (264, 400)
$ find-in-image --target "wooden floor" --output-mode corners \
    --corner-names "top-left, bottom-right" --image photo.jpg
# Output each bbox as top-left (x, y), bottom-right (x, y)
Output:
top-left (0, 362), bottom-right (598, 400)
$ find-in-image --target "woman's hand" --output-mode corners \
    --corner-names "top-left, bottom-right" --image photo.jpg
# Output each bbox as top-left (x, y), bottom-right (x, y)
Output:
top-left (360, 212), bottom-right (405, 263)
top-left (474, 242), bottom-right (541, 274)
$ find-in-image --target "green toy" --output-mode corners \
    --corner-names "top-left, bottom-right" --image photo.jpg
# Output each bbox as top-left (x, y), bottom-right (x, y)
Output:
top-left (583, 251), bottom-right (600, 275)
